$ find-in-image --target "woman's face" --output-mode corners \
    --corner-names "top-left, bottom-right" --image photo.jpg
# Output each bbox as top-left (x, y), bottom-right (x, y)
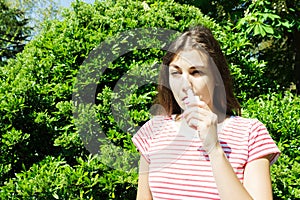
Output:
top-left (169, 49), bottom-right (217, 111)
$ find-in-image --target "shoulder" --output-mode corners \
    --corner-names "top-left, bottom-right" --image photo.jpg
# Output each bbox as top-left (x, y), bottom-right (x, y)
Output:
top-left (229, 116), bottom-right (266, 130)
top-left (143, 115), bottom-right (172, 127)
top-left (230, 115), bottom-right (260, 124)
top-left (136, 115), bottom-right (172, 135)
top-left (224, 116), bottom-right (270, 139)
top-left (150, 114), bottom-right (171, 122)
top-left (132, 115), bottom-right (172, 155)
top-left (223, 116), bottom-right (280, 165)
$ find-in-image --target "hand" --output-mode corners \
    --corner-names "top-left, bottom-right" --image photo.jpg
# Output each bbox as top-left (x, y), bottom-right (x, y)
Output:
top-left (183, 98), bottom-right (219, 153)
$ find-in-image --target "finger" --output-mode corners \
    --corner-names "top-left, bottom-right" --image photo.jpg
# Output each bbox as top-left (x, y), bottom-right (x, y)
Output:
top-left (183, 106), bottom-right (210, 119)
top-left (184, 110), bottom-right (218, 131)
top-left (188, 118), bottom-right (201, 128)
top-left (184, 112), bottom-right (207, 129)
top-left (188, 100), bottom-right (211, 111)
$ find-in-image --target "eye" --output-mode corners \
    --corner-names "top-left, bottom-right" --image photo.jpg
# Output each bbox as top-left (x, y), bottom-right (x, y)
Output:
top-left (191, 70), bottom-right (203, 75)
top-left (170, 70), bottom-right (181, 75)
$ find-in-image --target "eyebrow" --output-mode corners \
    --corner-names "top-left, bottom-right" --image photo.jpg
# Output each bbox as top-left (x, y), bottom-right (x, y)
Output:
top-left (169, 64), bottom-right (180, 69)
top-left (169, 64), bottom-right (205, 69)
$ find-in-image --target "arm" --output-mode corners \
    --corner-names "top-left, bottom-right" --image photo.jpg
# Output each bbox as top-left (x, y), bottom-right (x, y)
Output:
top-left (208, 144), bottom-right (253, 200)
top-left (136, 155), bottom-right (152, 200)
top-left (209, 145), bottom-right (273, 200)
top-left (184, 97), bottom-right (274, 199)
top-left (243, 156), bottom-right (273, 200)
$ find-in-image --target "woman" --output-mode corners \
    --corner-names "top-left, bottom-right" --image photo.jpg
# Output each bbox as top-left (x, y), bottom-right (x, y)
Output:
top-left (132, 26), bottom-right (280, 200)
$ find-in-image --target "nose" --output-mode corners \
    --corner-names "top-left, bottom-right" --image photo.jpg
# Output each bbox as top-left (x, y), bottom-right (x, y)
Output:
top-left (182, 75), bottom-right (192, 92)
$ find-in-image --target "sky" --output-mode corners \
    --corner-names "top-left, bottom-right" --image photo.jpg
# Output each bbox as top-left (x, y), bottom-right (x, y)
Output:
top-left (58, 0), bottom-right (95, 8)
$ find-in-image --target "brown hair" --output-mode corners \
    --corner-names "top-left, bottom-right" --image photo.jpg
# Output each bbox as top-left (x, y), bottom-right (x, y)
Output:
top-left (155, 25), bottom-right (241, 117)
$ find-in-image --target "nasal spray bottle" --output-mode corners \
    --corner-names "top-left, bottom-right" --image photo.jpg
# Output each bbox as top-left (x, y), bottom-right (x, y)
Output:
top-left (186, 89), bottom-right (200, 107)
top-left (183, 89), bottom-right (201, 139)
top-left (185, 89), bottom-right (210, 159)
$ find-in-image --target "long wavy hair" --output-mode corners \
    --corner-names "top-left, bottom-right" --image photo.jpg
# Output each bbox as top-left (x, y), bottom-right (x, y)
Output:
top-left (155, 25), bottom-right (241, 117)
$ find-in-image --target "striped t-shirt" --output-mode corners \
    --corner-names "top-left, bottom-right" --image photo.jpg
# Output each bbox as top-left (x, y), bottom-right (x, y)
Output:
top-left (132, 115), bottom-right (280, 200)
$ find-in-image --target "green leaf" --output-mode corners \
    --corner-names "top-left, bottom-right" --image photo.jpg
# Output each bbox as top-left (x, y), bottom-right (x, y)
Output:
top-left (259, 25), bottom-right (266, 37)
top-left (53, 192), bottom-right (59, 199)
top-left (261, 13), bottom-right (280, 20)
top-left (254, 24), bottom-right (261, 36)
top-left (281, 20), bottom-right (293, 28)
top-left (263, 25), bottom-right (274, 34)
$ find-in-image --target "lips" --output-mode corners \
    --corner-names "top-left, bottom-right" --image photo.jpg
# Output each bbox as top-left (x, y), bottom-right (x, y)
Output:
top-left (182, 97), bottom-right (190, 105)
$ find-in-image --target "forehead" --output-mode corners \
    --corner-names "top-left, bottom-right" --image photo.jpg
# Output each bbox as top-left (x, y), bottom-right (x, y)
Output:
top-left (170, 49), bottom-right (210, 68)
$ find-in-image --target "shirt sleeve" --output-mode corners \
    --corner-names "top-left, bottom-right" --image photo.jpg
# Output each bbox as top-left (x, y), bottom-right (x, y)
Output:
top-left (131, 119), bottom-right (154, 163)
top-left (248, 119), bottom-right (280, 165)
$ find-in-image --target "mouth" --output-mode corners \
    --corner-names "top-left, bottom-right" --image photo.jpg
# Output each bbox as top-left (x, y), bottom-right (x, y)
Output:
top-left (182, 97), bottom-right (189, 105)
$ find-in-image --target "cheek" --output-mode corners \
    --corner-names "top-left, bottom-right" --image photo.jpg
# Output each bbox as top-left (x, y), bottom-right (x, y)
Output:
top-left (194, 79), bottom-right (215, 100)
top-left (169, 77), bottom-right (179, 93)
top-left (169, 77), bottom-right (182, 102)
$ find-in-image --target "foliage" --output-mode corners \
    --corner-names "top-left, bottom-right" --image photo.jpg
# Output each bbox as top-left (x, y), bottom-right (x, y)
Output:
top-left (0, 0), bottom-right (32, 66)
top-left (0, 0), bottom-right (298, 199)
top-left (243, 92), bottom-right (300, 199)
top-left (235, 0), bottom-right (299, 93)
top-left (0, 0), bottom-right (220, 198)
top-left (236, 0), bottom-right (298, 38)
top-left (6, 0), bottom-right (60, 34)
top-left (0, 155), bottom-right (137, 199)
top-left (178, 0), bottom-right (300, 93)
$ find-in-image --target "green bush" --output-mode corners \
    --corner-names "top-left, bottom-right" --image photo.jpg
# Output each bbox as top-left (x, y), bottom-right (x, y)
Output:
top-left (0, 0), bottom-right (217, 198)
top-left (0, 155), bottom-right (137, 199)
top-left (0, 0), bottom-right (297, 199)
top-left (243, 92), bottom-right (300, 199)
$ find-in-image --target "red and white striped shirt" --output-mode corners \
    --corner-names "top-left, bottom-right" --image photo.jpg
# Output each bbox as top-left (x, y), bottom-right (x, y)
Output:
top-left (132, 115), bottom-right (280, 200)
